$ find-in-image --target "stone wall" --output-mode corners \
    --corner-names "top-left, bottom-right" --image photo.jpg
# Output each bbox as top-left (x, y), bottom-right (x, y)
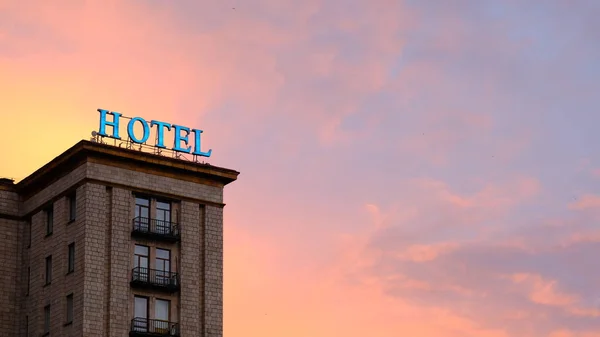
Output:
top-left (204, 206), bottom-right (224, 337)
top-left (23, 183), bottom-right (86, 337)
top-left (1, 149), bottom-right (233, 337)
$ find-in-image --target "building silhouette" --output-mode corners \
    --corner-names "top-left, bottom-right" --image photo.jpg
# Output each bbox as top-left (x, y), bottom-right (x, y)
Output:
top-left (0, 140), bottom-right (239, 336)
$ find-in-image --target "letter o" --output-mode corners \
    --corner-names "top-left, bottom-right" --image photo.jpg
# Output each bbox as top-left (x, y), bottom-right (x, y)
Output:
top-left (127, 117), bottom-right (150, 144)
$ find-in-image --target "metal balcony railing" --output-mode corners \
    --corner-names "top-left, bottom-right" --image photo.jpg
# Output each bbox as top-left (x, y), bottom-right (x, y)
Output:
top-left (130, 318), bottom-right (180, 337)
top-left (131, 267), bottom-right (180, 292)
top-left (132, 217), bottom-right (180, 242)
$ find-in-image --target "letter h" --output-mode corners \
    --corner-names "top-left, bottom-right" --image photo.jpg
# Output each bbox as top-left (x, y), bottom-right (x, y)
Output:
top-left (97, 109), bottom-right (122, 139)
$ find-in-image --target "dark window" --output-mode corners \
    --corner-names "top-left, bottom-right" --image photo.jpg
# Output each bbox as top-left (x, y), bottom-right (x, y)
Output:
top-left (66, 294), bottom-right (74, 323)
top-left (27, 220), bottom-right (31, 248)
top-left (67, 243), bottom-right (75, 273)
top-left (26, 267), bottom-right (30, 296)
top-left (46, 206), bottom-right (54, 236)
top-left (25, 315), bottom-right (28, 336)
top-left (68, 193), bottom-right (76, 222)
top-left (45, 255), bottom-right (52, 285)
top-left (44, 305), bottom-right (50, 334)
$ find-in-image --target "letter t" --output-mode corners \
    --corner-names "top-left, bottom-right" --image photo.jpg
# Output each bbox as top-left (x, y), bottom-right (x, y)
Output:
top-left (150, 120), bottom-right (172, 148)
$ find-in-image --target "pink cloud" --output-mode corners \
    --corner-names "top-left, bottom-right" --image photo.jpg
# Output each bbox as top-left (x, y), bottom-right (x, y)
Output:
top-left (549, 330), bottom-right (600, 337)
top-left (509, 273), bottom-right (577, 307)
top-left (3, 1), bottom-right (600, 336)
top-left (327, 170), bottom-right (600, 336)
top-left (569, 194), bottom-right (600, 210)
top-left (507, 273), bottom-right (600, 319)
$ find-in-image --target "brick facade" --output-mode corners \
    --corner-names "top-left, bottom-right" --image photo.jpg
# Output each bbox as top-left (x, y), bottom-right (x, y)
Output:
top-left (0, 141), bottom-right (238, 337)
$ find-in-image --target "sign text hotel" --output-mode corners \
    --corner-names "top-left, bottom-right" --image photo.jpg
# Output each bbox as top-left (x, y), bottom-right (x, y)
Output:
top-left (96, 108), bottom-right (212, 157)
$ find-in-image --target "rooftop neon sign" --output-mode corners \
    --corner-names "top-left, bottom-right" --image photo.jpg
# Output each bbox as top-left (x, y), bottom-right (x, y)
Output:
top-left (95, 109), bottom-right (212, 157)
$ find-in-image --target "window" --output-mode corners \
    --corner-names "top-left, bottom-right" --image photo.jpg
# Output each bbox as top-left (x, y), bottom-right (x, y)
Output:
top-left (156, 201), bottom-right (172, 234)
top-left (134, 197), bottom-right (150, 231)
top-left (133, 245), bottom-right (149, 282)
top-left (46, 206), bottom-right (54, 236)
top-left (27, 219), bottom-right (31, 248)
top-left (67, 243), bottom-right (75, 273)
top-left (154, 299), bottom-right (170, 332)
top-left (26, 267), bottom-right (30, 296)
top-left (66, 294), bottom-right (74, 324)
top-left (133, 296), bottom-right (149, 332)
top-left (155, 249), bottom-right (171, 285)
top-left (68, 193), bottom-right (76, 222)
top-left (156, 201), bottom-right (171, 222)
top-left (45, 255), bottom-right (52, 285)
top-left (155, 299), bottom-right (170, 321)
top-left (25, 315), bottom-right (28, 336)
top-left (43, 305), bottom-right (50, 334)
top-left (135, 197), bottom-right (150, 219)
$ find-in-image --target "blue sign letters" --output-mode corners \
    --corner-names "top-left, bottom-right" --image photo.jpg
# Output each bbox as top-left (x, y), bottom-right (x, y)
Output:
top-left (97, 109), bottom-right (212, 157)
top-left (128, 117), bottom-right (150, 144)
top-left (98, 109), bottom-right (122, 140)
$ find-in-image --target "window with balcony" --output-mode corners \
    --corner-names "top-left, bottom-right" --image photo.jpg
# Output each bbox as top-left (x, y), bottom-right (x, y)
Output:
top-left (45, 255), bottom-right (52, 285)
top-left (131, 196), bottom-right (179, 242)
top-left (67, 243), bottom-right (75, 274)
top-left (130, 296), bottom-right (179, 336)
top-left (131, 246), bottom-right (179, 293)
top-left (130, 245), bottom-right (179, 293)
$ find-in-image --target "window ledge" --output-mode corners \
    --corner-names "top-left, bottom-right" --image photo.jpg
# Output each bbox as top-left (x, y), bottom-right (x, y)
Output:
top-left (67, 219), bottom-right (75, 224)
top-left (66, 270), bottom-right (74, 276)
top-left (43, 282), bottom-right (51, 288)
top-left (63, 321), bottom-right (73, 327)
top-left (45, 233), bottom-right (53, 238)
top-left (42, 332), bottom-right (49, 337)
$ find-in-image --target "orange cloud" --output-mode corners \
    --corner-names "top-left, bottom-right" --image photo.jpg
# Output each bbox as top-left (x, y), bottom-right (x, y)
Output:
top-left (395, 242), bottom-right (460, 262)
top-left (3, 1), bottom-right (600, 336)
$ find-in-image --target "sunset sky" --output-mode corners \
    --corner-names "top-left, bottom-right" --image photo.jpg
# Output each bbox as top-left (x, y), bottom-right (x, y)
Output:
top-left (2, 1), bottom-right (600, 336)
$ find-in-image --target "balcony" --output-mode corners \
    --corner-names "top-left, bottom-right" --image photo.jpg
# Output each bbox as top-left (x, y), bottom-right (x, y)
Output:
top-left (130, 267), bottom-right (180, 293)
top-left (130, 318), bottom-right (180, 337)
top-left (131, 217), bottom-right (180, 242)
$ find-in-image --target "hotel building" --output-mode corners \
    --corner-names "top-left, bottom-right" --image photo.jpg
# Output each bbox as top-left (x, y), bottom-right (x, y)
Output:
top-left (0, 140), bottom-right (239, 336)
